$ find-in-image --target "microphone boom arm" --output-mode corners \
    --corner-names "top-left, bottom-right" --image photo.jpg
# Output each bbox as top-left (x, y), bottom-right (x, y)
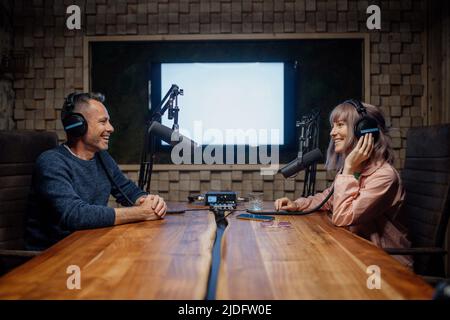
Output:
top-left (138, 84), bottom-right (184, 192)
top-left (295, 109), bottom-right (320, 197)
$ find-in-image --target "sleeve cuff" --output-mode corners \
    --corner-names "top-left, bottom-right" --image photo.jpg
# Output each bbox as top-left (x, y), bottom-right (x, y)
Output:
top-left (105, 207), bottom-right (116, 226)
top-left (130, 191), bottom-right (149, 205)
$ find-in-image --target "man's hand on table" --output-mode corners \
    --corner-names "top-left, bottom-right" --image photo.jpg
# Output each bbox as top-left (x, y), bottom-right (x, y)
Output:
top-left (137, 194), bottom-right (167, 220)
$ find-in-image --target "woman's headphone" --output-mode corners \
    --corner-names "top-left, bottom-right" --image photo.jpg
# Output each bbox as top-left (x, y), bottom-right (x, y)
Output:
top-left (343, 99), bottom-right (380, 142)
top-left (61, 92), bottom-right (105, 137)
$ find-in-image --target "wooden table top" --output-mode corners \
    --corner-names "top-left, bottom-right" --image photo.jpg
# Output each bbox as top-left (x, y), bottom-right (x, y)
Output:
top-left (0, 206), bottom-right (216, 299)
top-left (0, 203), bottom-right (434, 300)
top-left (216, 210), bottom-right (434, 300)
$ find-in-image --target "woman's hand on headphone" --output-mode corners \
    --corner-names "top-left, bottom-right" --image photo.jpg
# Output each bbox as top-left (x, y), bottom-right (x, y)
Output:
top-left (343, 133), bottom-right (374, 175)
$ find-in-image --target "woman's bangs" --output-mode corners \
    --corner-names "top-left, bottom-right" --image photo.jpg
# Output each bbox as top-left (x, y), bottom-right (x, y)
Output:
top-left (329, 103), bottom-right (353, 125)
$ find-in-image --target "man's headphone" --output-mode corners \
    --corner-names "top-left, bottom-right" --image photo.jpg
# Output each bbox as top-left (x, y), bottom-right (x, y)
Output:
top-left (343, 99), bottom-right (380, 142)
top-left (61, 92), bottom-right (105, 138)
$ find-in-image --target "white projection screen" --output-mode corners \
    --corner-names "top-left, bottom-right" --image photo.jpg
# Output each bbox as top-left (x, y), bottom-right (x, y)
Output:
top-left (160, 62), bottom-right (284, 145)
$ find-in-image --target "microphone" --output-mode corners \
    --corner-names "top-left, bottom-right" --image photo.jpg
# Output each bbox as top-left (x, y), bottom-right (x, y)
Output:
top-left (148, 121), bottom-right (197, 147)
top-left (279, 148), bottom-right (323, 178)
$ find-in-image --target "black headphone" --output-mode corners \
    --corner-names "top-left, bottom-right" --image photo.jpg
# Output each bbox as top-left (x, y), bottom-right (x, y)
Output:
top-left (61, 92), bottom-right (105, 138)
top-left (343, 99), bottom-right (380, 142)
top-left (61, 92), bottom-right (89, 137)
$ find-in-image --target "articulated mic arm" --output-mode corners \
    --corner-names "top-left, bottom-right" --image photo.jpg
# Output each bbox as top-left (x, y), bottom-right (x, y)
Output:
top-left (138, 84), bottom-right (184, 192)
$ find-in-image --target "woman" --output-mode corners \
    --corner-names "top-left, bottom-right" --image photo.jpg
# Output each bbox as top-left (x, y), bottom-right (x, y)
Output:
top-left (274, 101), bottom-right (411, 266)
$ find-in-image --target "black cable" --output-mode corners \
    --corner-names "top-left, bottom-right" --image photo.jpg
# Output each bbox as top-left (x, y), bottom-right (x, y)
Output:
top-left (247, 186), bottom-right (334, 215)
top-left (98, 151), bottom-right (182, 214)
top-left (97, 156), bottom-right (242, 217)
top-left (100, 152), bottom-right (182, 214)
top-left (97, 151), bottom-right (135, 207)
top-left (167, 208), bottom-right (213, 214)
top-left (215, 210), bottom-right (237, 223)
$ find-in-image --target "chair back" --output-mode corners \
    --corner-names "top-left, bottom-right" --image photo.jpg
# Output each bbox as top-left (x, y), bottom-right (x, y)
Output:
top-left (400, 124), bottom-right (450, 276)
top-left (0, 130), bottom-right (58, 249)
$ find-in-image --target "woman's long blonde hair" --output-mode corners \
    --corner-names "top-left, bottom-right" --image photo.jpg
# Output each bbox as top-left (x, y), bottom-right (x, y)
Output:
top-left (325, 101), bottom-right (395, 171)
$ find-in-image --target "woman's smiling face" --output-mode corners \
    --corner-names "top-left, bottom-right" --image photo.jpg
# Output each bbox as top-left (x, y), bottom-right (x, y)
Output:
top-left (330, 119), bottom-right (349, 154)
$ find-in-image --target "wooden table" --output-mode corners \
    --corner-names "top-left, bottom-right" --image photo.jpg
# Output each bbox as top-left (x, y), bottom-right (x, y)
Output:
top-left (0, 203), bottom-right (434, 299)
top-left (216, 210), bottom-right (434, 299)
top-left (0, 207), bottom-right (216, 299)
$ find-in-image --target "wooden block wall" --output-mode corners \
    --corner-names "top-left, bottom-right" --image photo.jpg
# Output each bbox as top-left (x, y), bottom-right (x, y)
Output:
top-left (11, 0), bottom-right (428, 171)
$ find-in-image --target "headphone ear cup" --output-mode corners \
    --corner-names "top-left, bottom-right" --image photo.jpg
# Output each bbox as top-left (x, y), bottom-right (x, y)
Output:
top-left (62, 113), bottom-right (88, 138)
top-left (354, 117), bottom-right (380, 142)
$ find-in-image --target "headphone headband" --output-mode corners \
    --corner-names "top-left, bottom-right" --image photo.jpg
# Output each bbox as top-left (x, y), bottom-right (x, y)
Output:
top-left (343, 99), bottom-right (367, 116)
top-left (63, 92), bottom-right (105, 116)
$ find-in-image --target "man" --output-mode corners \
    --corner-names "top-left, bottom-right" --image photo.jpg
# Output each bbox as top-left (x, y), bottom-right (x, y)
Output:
top-left (25, 92), bottom-right (167, 250)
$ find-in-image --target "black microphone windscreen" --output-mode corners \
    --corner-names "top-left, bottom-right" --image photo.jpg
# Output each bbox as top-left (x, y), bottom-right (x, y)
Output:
top-left (149, 122), bottom-right (175, 144)
top-left (279, 148), bottom-right (323, 178)
top-left (149, 121), bottom-right (198, 147)
top-left (279, 158), bottom-right (301, 178)
top-left (302, 148), bottom-right (323, 166)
